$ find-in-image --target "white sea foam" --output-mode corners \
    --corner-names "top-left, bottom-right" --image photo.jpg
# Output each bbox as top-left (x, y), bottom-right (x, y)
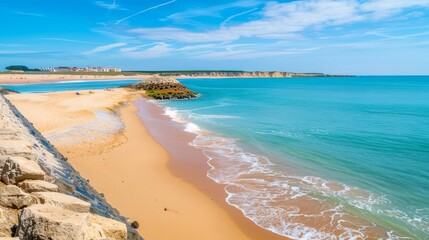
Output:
top-left (160, 104), bottom-right (425, 239)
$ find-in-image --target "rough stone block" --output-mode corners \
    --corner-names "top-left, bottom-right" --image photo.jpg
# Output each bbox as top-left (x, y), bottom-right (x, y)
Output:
top-left (32, 192), bottom-right (91, 213)
top-left (17, 204), bottom-right (90, 240)
top-left (0, 185), bottom-right (37, 209)
top-left (1, 157), bottom-right (45, 185)
top-left (17, 180), bottom-right (59, 193)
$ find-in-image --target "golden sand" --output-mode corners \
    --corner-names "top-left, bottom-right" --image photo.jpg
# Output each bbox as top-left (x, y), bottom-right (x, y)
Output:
top-left (7, 90), bottom-right (287, 240)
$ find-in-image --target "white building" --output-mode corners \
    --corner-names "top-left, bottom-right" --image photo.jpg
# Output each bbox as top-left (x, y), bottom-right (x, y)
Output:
top-left (40, 67), bottom-right (122, 72)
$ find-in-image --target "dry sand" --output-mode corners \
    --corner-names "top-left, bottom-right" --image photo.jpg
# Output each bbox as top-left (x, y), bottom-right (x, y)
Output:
top-left (0, 73), bottom-right (151, 84)
top-left (6, 90), bottom-right (287, 240)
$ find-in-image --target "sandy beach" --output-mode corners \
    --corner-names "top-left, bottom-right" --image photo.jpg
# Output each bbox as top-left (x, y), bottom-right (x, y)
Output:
top-left (6, 89), bottom-right (287, 240)
top-left (0, 73), bottom-right (151, 84)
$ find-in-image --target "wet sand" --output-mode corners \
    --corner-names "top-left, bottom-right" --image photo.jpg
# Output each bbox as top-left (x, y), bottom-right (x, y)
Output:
top-left (6, 90), bottom-right (287, 240)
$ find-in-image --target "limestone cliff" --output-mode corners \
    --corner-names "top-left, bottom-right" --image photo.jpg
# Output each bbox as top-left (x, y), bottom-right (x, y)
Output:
top-left (155, 71), bottom-right (350, 78)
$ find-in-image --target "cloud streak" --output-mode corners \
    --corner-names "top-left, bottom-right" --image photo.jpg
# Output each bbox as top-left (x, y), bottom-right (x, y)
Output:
top-left (95, 0), bottom-right (127, 10)
top-left (163, 0), bottom-right (262, 23)
top-left (84, 42), bottom-right (127, 55)
top-left (115, 0), bottom-right (177, 25)
top-left (12, 11), bottom-right (44, 17)
top-left (221, 8), bottom-right (259, 28)
top-left (127, 0), bottom-right (429, 43)
top-left (38, 38), bottom-right (100, 44)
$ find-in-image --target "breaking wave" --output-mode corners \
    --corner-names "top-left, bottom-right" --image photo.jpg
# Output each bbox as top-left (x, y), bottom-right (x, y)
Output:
top-left (162, 106), bottom-right (427, 239)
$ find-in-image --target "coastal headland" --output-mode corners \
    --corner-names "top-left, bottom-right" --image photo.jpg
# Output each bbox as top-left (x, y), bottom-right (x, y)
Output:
top-left (4, 82), bottom-right (288, 239)
top-left (0, 70), bottom-right (350, 85)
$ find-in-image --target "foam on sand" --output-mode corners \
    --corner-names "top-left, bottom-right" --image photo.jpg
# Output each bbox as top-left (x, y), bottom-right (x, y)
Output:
top-left (162, 105), bottom-right (420, 239)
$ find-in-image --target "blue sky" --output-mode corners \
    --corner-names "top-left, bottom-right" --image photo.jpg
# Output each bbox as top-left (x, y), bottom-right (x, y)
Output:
top-left (1, 0), bottom-right (429, 74)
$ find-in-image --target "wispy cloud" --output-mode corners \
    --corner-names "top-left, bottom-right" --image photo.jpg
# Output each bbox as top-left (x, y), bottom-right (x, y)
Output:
top-left (12, 11), bottom-right (44, 17)
top-left (221, 8), bottom-right (258, 28)
top-left (360, 0), bottom-right (429, 18)
top-left (0, 50), bottom-right (61, 58)
top-left (120, 42), bottom-right (173, 58)
top-left (163, 0), bottom-right (262, 23)
top-left (115, 0), bottom-right (177, 25)
top-left (120, 43), bottom-right (160, 52)
top-left (0, 43), bottom-right (26, 47)
top-left (84, 42), bottom-right (127, 55)
top-left (367, 30), bottom-right (429, 40)
top-left (38, 38), bottom-right (100, 44)
top-left (127, 0), bottom-right (429, 43)
top-left (0, 50), bottom-right (38, 54)
top-left (95, 0), bottom-right (127, 10)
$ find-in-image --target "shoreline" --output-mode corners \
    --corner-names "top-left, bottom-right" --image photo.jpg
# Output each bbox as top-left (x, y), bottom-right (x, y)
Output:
top-left (0, 73), bottom-right (151, 84)
top-left (6, 90), bottom-right (287, 240)
top-left (0, 73), bottom-right (352, 85)
top-left (135, 99), bottom-right (288, 240)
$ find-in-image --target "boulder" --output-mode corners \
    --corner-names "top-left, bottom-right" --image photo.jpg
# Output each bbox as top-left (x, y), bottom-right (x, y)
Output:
top-left (0, 157), bottom-right (6, 174)
top-left (0, 141), bottom-right (35, 160)
top-left (0, 185), bottom-right (37, 209)
top-left (16, 204), bottom-right (126, 240)
top-left (0, 130), bottom-right (18, 141)
top-left (16, 204), bottom-right (90, 240)
top-left (1, 156), bottom-right (45, 185)
top-left (17, 180), bottom-right (59, 193)
top-left (88, 214), bottom-right (127, 240)
top-left (32, 192), bottom-right (91, 213)
top-left (131, 220), bottom-right (139, 229)
top-left (0, 206), bottom-right (18, 237)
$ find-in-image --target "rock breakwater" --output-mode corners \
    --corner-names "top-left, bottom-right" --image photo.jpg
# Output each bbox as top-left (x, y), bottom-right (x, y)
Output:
top-left (130, 77), bottom-right (197, 100)
top-left (0, 94), bottom-right (142, 239)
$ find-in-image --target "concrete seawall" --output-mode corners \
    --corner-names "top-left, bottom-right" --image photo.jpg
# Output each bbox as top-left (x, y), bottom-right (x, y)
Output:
top-left (0, 94), bottom-right (141, 239)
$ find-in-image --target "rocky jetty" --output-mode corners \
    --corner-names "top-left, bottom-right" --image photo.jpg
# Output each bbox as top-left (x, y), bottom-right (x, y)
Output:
top-left (130, 77), bottom-right (197, 100)
top-left (0, 94), bottom-right (142, 239)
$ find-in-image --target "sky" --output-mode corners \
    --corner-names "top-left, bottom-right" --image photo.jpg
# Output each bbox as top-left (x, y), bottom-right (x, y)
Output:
top-left (1, 0), bottom-right (429, 75)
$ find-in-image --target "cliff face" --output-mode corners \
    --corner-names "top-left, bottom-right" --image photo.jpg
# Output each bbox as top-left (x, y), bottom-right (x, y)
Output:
top-left (0, 95), bottom-right (142, 239)
top-left (131, 77), bottom-right (197, 100)
top-left (159, 71), bottom-right (345, 78)
top-left (171, 71), bottom-right (293, 78)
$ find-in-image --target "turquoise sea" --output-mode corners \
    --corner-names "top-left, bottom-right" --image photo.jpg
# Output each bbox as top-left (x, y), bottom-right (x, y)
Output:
top-left (161, 76), bottom-right (429, 239)
top-left (1, 77), bottom-right (428, 239)
top-left (1, 79), bottom-right (139, 93)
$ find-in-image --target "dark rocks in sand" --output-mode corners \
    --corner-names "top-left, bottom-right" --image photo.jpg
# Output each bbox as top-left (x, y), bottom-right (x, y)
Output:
top-left (0, 87), bottom-right (17, 95)
top-left (131, 221), bottom-right (139, 229)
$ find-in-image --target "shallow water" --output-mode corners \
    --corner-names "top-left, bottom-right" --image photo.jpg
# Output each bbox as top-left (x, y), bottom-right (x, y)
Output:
top-left (4, 76), bottom-right (428, 239)
top-left (1, 79), bottom-right (139, 93)
top-left (162, 76), bottom-right (429, 239)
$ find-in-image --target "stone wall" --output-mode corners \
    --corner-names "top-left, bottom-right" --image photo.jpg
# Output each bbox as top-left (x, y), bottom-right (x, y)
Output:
top-left (0, 94), bottom-right (142, 239)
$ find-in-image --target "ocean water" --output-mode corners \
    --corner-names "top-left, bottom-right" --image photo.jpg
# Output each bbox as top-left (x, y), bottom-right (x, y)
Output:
top-left (0, 79), bottom-right (139, 93)
top-left (161, 76), bottom-right (429, 239)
